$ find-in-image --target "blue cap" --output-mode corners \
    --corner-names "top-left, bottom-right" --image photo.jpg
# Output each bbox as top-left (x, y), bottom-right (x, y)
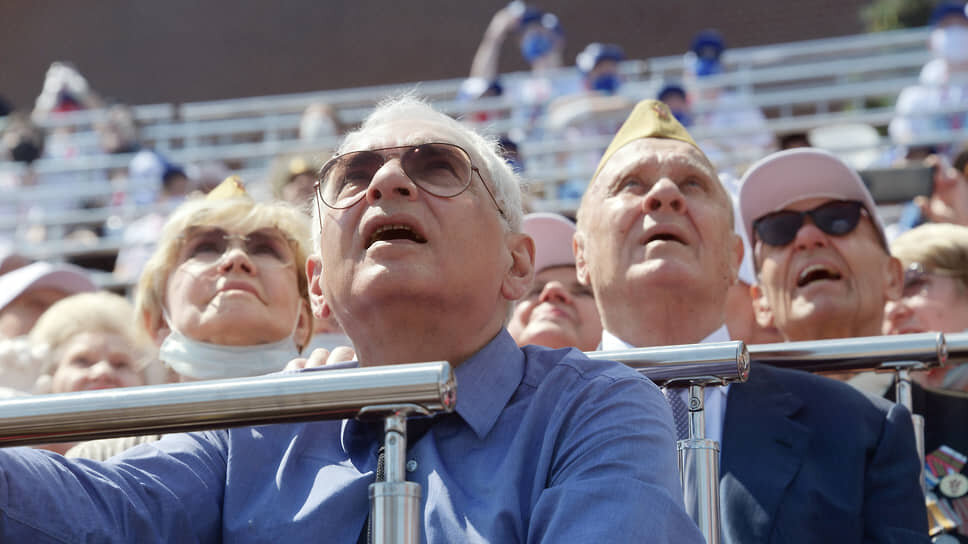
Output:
top-left (576, 43), bottom-right (625, 73)
top-left (930, 1), bottom-right (968, 25)
top-left (690, 29), bottom-right (725, 59)
top-left (657, 83), bottom-right (687, 102)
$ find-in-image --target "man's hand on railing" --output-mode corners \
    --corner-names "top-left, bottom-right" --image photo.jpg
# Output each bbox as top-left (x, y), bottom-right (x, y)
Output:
top-left (284, 345), bottom-right (356, 371)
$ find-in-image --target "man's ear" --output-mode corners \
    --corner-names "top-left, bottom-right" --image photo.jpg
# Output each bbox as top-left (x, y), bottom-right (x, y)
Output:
top-left (306, 254), bottom-right (332, 320)
top-left (883, 255), bottom-right (904, 301)
top-left (573, 230), bottom-right (591, 286)
top-left (294, 301), bottom-right (314, 352)
top-left (728, 232), bottom-right (744, 286)
top-left (501, 232), bottom-right (535, 301)
top-left (750, 283), bottom-right (775, 329)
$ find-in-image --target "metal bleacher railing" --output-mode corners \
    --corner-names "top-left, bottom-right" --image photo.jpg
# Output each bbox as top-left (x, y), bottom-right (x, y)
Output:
top-left (0, 25), bottom-right (957, 292)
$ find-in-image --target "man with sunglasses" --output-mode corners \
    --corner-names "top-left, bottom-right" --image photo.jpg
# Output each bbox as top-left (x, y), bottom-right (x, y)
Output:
top-left (0, 97), bottom-right (701, 543)
top-left (735, 147), bottom-right (927, 541)
top-left (576, 103), bottom-right (927, 542)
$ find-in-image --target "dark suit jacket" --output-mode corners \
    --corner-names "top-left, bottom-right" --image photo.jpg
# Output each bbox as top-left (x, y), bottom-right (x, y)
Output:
top-left (720, 363), bottom-right (929, 544)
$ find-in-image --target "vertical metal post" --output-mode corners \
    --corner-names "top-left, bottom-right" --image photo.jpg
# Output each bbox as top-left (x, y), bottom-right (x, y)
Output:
top-left (677, 384), bottom-right (721, 544)
top-left (366, 408), bottom-right (426, 544)
top-left (895, 369), bottom-right (926, 492)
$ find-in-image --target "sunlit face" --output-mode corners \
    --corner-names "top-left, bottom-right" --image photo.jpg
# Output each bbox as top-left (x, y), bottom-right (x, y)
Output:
top-left (884, 270), bottom-right (968, 335)
top-left (49, 331), bottom-right (144, 393)
top-left (507, 265), bottom-right (602, 351)
top-left (0, 287), bottom-right (70, 339)
top-left (754, 197), bottom-right (898, 339)
top-left (316, 120), bottom-right (513, 332)
top-left (576, 138), bottom-right (739, 314)
top-left (164, 225), bottom-right (308, 346)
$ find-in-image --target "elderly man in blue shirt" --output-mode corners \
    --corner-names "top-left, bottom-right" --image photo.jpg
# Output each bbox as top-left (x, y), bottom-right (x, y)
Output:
top-left (0, 97), bottom-right (702, 543)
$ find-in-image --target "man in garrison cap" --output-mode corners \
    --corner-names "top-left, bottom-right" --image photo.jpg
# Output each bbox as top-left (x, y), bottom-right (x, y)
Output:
top-left (574, 99), bottom-right (928, 543)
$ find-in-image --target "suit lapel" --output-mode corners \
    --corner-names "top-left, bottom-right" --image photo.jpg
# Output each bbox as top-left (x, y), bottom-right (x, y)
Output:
top-left (720, 364), bottom-right (810, 542)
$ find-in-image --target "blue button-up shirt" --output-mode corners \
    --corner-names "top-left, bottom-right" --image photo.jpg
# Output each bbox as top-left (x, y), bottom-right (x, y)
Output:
top-left (0, 330), bottom-right (702, 543)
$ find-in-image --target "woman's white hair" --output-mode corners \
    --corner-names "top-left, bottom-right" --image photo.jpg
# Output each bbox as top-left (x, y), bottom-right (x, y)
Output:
top-left (312, 95), bottom-right (523, 249)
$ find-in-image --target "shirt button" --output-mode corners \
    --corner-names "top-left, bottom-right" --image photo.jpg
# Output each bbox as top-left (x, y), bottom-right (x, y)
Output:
top-left (406, 459), bottom-right (418, 472)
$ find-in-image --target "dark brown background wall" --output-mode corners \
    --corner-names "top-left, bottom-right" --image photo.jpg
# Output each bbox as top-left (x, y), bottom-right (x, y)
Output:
top-left (0, 0), bottom-right (869, 109)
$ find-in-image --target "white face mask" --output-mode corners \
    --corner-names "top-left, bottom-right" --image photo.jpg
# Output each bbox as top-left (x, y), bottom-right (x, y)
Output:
top-left (931, 26), bottom-right (968, 64)
top-left (159, 328), bottom-right (300, 380)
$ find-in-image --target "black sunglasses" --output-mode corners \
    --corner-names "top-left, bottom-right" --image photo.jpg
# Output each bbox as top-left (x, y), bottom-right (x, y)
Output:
top-left (314, 142), bottom-right (504, 217)
top-left (753, 200), bottom-right (865, 247)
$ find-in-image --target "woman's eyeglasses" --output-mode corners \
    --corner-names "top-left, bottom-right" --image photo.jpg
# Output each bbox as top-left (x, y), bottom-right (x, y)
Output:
top-left (176, 226), bottom-right (295, 268)
top-left (314, 142), bottom-right (504, 217)
top-left (752, 200), bottom-right (865, 247)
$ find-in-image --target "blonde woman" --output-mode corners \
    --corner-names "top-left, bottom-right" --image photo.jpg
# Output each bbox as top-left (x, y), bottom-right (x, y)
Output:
top-left (29, 291), bottom-right (154, 454)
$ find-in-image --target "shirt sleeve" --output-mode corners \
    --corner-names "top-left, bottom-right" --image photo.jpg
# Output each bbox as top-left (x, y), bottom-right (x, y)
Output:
top-left (862, 402), bottom-right (931, 544)
top-left (526, 371), bottom-right (705, 543)
top-left (0, 430), bottom-right (228, 543)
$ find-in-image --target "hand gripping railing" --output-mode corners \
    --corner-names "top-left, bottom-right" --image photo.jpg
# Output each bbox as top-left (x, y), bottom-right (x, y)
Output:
top-left (588, 341), bottom-right (750, 544)
top-left (0, 362), bottom-right (456, 544)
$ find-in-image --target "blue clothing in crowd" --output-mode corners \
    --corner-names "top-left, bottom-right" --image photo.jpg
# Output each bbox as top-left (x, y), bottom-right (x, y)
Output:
top-left (0, 330), bottom-right (703, 543)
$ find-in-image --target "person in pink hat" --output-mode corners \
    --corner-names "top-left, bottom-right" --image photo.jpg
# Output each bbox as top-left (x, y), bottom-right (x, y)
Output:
top-left (507, 212), bottom-right (601, 351)
top-left (0, 261), bottom-right (96, 341)
top-left (739, 147), bottom-right (903, 343)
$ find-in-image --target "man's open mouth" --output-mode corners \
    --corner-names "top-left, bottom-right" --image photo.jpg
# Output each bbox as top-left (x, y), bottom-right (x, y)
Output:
top-left (796, 264), bottom-right (842, 287)
top-left (367, 224), bottom-right (428, 248)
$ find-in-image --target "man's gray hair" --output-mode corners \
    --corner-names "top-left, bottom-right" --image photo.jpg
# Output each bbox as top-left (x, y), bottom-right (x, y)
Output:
top-left (312, 95), bottom-right (523, 249)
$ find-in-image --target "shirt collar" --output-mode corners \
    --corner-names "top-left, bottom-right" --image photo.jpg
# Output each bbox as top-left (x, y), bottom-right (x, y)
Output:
top-left (600, 324), bottom-right (731, 350)
top-left (452, 329), bottom-right (525, 440)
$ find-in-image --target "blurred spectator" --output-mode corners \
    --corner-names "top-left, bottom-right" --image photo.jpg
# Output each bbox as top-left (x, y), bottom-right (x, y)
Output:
top-left (299, 102), bottom-right (342, 142)
top-left (889, 2), bottom-right (968, 158)
top-left (111, 162), bottom-right (194, 284)
top-left (683, 29), bottom-right (774, 175)
top-left (268, 154), bottom-right (321, 213)
top-left (885, 223), bottom-right (968, 385)
top-left (657, 83), bottom-right (692, 127)
top-left (507, 213), bottom-right (601, 351)
top-left (892, 145), bottom-right (968, 235)
top-left (29, 291), bottom-right (154, 455)
top-left (545, 43), bottom-right (633, 199)
top-left (0, 112), bottom-right (45, 241)
top-left (0, 261), bottom-right (96, 342)
top-left (0, 261), bottom-right (96, 393)
top-left (466, 2), bottom-right (579, 138)
top-left (30, 291), bottom-right (152, 395)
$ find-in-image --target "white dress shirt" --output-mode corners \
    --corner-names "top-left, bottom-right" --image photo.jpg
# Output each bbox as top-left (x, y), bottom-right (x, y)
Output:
top-left (600, 325), bottom-right (731, 446)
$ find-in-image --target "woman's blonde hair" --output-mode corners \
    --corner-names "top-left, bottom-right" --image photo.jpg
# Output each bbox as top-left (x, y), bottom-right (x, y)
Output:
top-left (134, 192), bottom-right (314, 349)
top-left (29, 291), bottom-right (153, 377)
top-left (891, 223), bottom-right (968, 291)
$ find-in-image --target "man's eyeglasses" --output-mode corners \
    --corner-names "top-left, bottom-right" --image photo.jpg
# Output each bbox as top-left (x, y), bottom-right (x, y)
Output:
top-left (176, 226), bottom-right (295, 268)
top-left (753, 200), bottom-right (866, 247)
top-left (314, 142), bottom-right (504, 217)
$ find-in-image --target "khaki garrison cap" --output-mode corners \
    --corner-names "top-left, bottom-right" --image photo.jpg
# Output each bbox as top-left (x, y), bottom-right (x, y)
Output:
top-left (592, 99), bottom-right (705, 183)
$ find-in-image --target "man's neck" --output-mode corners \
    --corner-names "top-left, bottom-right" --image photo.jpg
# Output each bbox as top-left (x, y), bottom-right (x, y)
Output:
top-left (342, 301), bottom-right (506, 368)
top-left (600, 290), bottom-right (727, 347)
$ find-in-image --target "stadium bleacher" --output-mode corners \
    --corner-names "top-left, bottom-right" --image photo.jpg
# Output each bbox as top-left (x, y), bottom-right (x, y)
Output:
top-left (2, 24), bottom-right (964, 294)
